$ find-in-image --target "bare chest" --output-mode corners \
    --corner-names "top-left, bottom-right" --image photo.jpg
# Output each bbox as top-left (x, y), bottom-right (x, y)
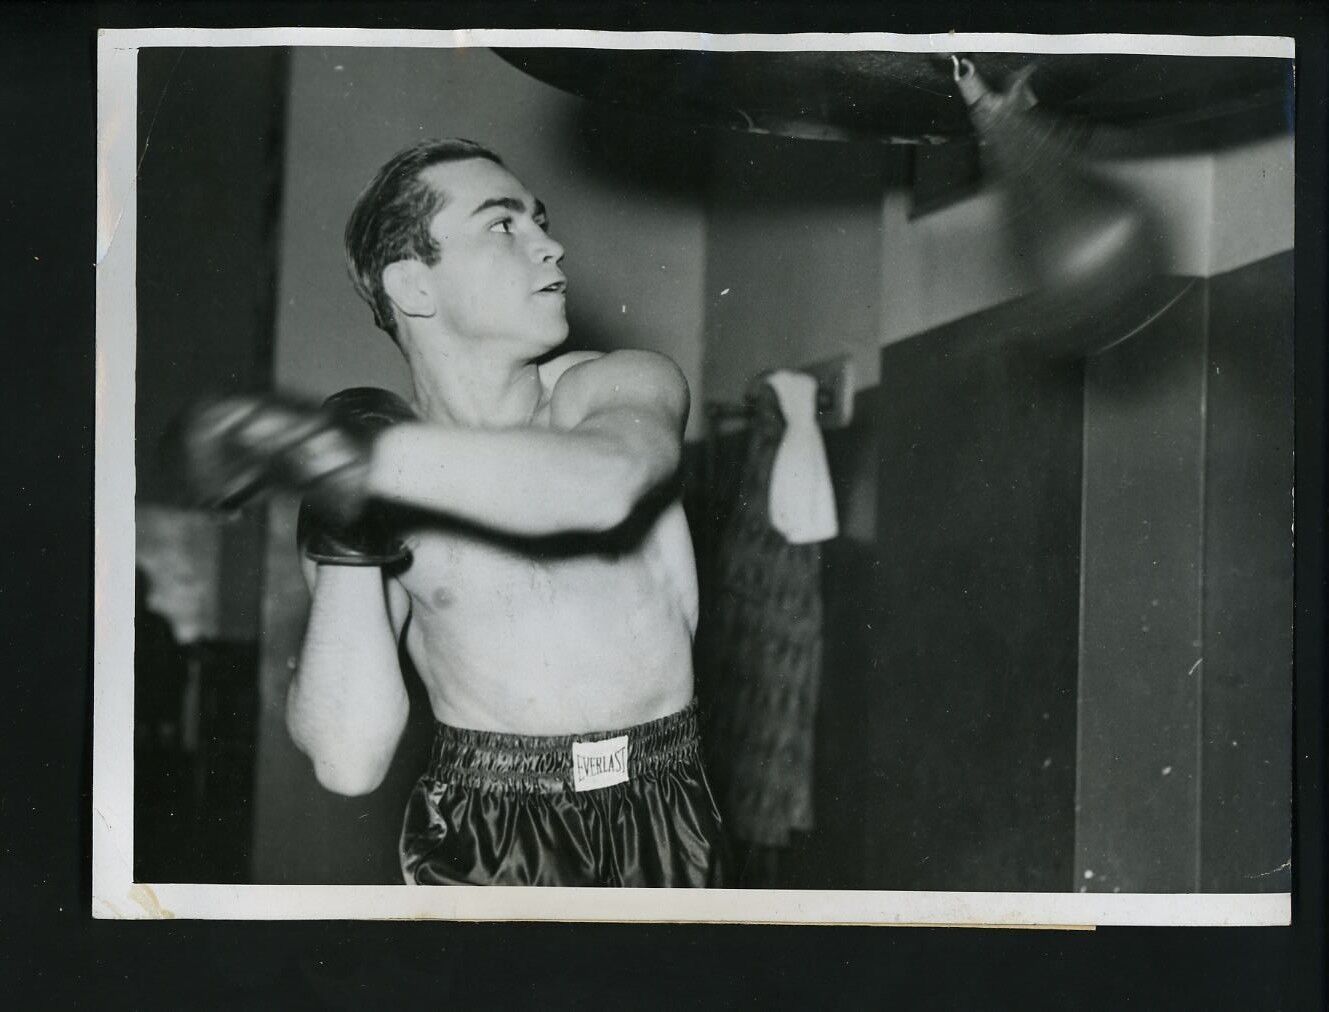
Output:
top-left (392, 496), bottom-right (699, 657)
top-left (399, 526), bottom-right (618, 614)
top-left (390, 501), bottom-right (700, 731)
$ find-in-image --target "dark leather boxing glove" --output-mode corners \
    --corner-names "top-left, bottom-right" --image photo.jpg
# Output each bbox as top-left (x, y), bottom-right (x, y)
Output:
top-left (181, 390), bottom-right (375, 520)
top-left (296, 388), bottom-right (416, 567)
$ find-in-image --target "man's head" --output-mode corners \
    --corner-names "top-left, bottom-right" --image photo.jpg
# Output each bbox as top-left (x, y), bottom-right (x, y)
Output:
top-left (345, 138), bottom-right (503, 341)
top-left (345, 139), bottom-right (567, 352)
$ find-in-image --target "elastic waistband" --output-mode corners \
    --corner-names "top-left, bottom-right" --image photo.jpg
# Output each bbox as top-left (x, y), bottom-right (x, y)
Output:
top-left (425, 700), bottom-right (701, 794)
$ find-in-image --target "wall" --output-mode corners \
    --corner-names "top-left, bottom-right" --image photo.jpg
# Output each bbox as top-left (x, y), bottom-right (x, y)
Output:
top-left (695, 107), bottom-right (1293, 890)
top-left (1075, 281), bottom-right (1212, 892)
top-left (135, 48), bottom-right (288, 643)
top-left (252, 47), bottom-right (711, 882)
top-left (133, 48), bottom-right (289, 883)
top-left (1208, 133), bottom-right (1296, 275)
top-left (703, 127), bottom-right (1294, 402)
top-left (781, 310), bottom-right (1085, 891)
top-left (1074, 252), bottom-right (1294, 893)
top-left (1197, 252), bottom-right (1294, 890)
top-left (703, 132), bottom-right (895, 405)
top-left (699, 257), bottom-right (1292, 894)
top-left (136, 47), bottom-right (287, 505)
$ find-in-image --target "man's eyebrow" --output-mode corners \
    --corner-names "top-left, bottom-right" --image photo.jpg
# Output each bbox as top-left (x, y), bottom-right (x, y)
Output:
top-left (469, 195), bottom-right (547, 220)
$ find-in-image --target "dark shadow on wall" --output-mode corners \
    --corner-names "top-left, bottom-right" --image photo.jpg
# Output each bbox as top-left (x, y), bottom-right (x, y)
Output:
top-left (136, 47), bottom-right (290, 504)
top-left (134, 47), bottom-right (290, 883)
top-left (134, 567), bottom-right (260, 883)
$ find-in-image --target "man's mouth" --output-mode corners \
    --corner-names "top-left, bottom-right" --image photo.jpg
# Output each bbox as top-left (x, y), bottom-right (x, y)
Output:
top-left (536, 278), bottom-right (567, 295)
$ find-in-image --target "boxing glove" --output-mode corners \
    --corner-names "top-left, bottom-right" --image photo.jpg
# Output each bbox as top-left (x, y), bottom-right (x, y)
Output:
top-left (181, 384), bottom-right (412, 521)
top-left (296, 388), bottom-right (416, 567)
top-left (182, 390), bottom-right (369, 512)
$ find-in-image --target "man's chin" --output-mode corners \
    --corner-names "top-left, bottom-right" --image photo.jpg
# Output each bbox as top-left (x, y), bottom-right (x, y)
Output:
top-left (472, 316), bottom-right (568, 355)
top-left (538, 319), bottom-right (570, 348)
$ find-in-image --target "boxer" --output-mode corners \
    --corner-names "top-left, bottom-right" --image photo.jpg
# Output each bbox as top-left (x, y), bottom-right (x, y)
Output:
top-left (182, 138), bottom-right (728, 887)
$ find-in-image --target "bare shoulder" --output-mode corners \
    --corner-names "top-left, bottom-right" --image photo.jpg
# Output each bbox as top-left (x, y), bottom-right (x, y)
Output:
top-left (546, 349), bottom-right (689, 429)
top-left (536, 350), bottom-right (604, 393)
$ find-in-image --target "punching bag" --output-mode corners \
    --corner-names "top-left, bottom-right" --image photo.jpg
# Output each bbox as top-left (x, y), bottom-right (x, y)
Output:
top-left (953, 58), bottom-right (1171, 358)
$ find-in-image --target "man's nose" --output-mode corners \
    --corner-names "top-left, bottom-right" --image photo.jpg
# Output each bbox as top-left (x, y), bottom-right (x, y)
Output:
top-left (532, 232), bottom-right (565, 265)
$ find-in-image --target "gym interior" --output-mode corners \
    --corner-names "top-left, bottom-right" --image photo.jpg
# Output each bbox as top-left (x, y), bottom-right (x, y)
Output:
top-left (131, 44), bottom-right (1294, 892)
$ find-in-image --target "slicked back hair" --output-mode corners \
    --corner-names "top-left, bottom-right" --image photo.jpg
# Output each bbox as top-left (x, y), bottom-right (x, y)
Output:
top-left (344, 138), bottom-right (505, 341)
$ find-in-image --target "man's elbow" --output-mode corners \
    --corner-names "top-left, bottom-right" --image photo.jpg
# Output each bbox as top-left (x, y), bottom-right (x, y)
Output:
top-left (310, 758), bottom-right (391, 797)
top-left (291, 727), bottom-right (399, 796)
top-left (589, 442), bottom-right (676, 530)
top-left (285, 690), bottom-right (408, 796)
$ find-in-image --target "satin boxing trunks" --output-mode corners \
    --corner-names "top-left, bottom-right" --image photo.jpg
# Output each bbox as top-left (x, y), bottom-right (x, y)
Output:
top-left (399, 700), bottom-right (729, 887)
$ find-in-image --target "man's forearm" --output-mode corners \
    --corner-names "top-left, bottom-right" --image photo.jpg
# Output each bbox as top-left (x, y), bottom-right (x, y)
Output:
top-left (287, 566), bottom-right (409, 795)
top-left (366, 419), bottom-right (675, 537)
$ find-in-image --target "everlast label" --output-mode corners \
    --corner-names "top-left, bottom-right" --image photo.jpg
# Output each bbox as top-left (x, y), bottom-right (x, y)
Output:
top-left (571, 735), bottom-right (630, 792)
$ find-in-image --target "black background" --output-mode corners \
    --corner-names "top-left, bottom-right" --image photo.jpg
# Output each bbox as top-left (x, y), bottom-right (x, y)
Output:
top-left (2, 1), bottom-right (1324, 1007)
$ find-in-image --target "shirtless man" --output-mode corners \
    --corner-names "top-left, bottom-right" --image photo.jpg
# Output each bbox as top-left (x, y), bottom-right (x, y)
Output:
top-left (182, 138), bottom-right (727, 887)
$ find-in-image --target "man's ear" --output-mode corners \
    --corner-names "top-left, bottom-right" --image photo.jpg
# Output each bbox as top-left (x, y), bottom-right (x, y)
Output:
top-left (382, 260), bottom-right (435, 320)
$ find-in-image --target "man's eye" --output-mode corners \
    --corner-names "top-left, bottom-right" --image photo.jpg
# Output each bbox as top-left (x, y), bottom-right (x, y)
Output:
top-left (490, 218), bottom-right (514, 235)
top-left (535, 218), bottom-right (550, 233)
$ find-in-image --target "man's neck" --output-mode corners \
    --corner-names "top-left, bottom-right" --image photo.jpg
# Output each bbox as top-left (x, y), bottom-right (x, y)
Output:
top-left (402, 337), bottom-right (546, 430)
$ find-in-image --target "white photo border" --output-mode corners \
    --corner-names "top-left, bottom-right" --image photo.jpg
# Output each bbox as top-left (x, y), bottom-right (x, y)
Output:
top-left (94, 27), bottom-right (1295, 924)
